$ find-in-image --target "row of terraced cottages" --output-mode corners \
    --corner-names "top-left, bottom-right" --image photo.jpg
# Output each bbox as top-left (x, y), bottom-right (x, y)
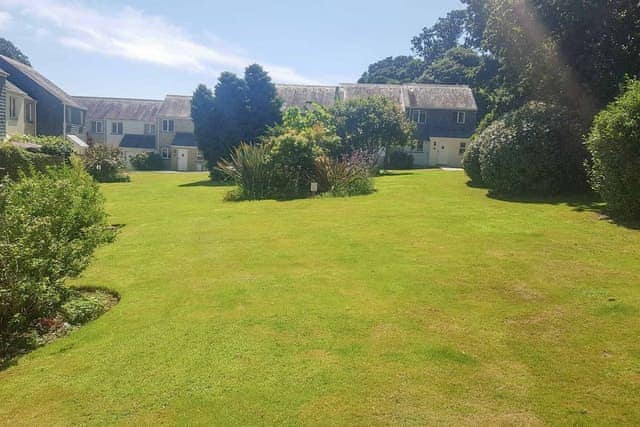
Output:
top-left (0, 54), bottom-right (478, 170)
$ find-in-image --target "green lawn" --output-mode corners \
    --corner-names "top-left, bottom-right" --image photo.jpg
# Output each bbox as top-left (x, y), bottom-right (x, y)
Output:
top-left (1, 170), bottom-right (639, 425)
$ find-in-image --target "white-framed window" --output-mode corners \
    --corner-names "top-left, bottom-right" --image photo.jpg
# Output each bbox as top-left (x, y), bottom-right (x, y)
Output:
top-left (411, 110), bottom-right (426, 124)
top-left (456, 111), bottom-right (466, 124)
top-left (91, 120), bottom-right (104, 134)
top-left (161, 146), bottom-right (171, 159)
top-left (197, 151), bottom-right (204, 161)
top-left (9, 96), bottom-right (17, 119)
top-left (144, 123), bottom-right (156, 135)
top-left (25, 102), bottom-right (34, 123)
top-left (415, 140), bottom-right (425, 152)
top-left (162, 119), bottom-right (175, 133)
top-left (111, 121), bottom-right (123, 135)
top-left (459, 142), bottom-right (467, 155)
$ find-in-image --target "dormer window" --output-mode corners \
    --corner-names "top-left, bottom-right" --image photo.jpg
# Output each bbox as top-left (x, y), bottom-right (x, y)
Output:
top-left (456, 111), bottom-right (466, 124)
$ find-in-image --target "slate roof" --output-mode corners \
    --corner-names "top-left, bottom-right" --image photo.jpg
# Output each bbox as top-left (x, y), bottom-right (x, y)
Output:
top-left (275, 84), bottom-right (339, 108)
top-left (73, 97), bottom-right (164, 121)
top-left (340, 84), bottom-right (405, 107)
top-left (159, 95), bottom-right (192, 118)
top-left (171, 132), bottom-right (198, 147)
top-left (5, 80), bottom-right (32, 99)
top-left (0, 55), bottom-right (85, 109)
top-left (338, 83), bottom-right (477, 111)
top-left (120, 134), bottom-right (156, 149)
top-left (402, 84), bottom-right (477, 111)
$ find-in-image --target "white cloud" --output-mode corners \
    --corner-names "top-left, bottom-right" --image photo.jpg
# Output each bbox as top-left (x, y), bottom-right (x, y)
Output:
top-left (0, 11), bottom-right (11, 29)
top-left (0, 0), bottom-right (320, 84)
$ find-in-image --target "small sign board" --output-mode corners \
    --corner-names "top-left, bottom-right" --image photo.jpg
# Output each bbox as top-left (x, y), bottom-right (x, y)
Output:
top-left (310, 182), bottom-right (318, 194)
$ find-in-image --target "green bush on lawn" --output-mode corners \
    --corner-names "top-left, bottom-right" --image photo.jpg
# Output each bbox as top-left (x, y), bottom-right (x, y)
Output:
top-left (0, 160), bottom-right (114, 358)
top-left (586, 79), bottom-right (640, 220)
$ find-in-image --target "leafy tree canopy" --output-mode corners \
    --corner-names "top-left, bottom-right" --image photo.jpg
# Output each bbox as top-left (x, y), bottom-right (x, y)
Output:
top-left (192, 65), bottom-right (281, 172)
top-left (332, 96), bottom-right (415, 162)
top-left (0, 38), bottom-right (31, 66)
top-left (358, 56), bottom-right (424, 84)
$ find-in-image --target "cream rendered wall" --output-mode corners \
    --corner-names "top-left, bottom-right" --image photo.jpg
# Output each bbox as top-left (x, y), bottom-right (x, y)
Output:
top-left (428, 138), bottom-right (469, 167)
top-left (170, 146), bottom-right (205, 171)
top-left (6, 91), bottom-right (30, 137)
top-left (104, 119), bottom-right (156, 148)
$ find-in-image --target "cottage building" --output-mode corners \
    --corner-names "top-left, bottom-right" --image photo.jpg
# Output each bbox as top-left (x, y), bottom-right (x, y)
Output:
top-left (277, 83), bottom-right (477, 167)
top-left (0, 55), bottom-right (86, 138)
top-left (76, 82), bottom-right (477, 171)
top-left (157, 95), bottom-right (205, 171)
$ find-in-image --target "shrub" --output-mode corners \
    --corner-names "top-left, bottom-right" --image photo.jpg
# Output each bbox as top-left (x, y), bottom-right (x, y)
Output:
top-left (7, 135), bottom-right (74, 158)
top-left (0, 143), bottom-right (63, 180)
top-left (83, 144), bottom-right (130, 183)
top-left (216, 143), bottom-right (273, 200)
top-left (315, 152), bottom-right (375, 197)
top-left (388, 148), bottom-right (414, 170)
top-left (478, 102), bottom-right (587, 196)
top-left (61, 293), bottom-right (106, 325)
top-left (268, 130), bottom-right (317, 199)
top-left (332, 96), bottom-right (415, 161)
top-left (0, 161), bottom-right (113, 355)
top-left (462, 139), bottom-right (483, 185)
top-left (585, 79), bottom-right (640, 219)
top-left (130, 152), bottom-right (165, 171)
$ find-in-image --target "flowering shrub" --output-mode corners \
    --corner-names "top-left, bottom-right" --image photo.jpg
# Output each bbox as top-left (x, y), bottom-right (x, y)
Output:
top-left (82, 144), bottom-right (130, 183)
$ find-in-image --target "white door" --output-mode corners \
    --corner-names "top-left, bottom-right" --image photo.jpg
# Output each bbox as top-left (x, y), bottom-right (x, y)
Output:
top-left (177, 149), bottom-right (188, 171)
top-left (436, 142), bottom-right (450, 166)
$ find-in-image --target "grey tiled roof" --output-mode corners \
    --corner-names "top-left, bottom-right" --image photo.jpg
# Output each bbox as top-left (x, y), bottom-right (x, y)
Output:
top-left (159, 95), bottom-right (192, 118)
top-left (276, 84), bottom-right (339, 108)
top-left (171, 132), bottom-right (198, 147)
top-left (402, 84), bottom-right (477, 111)
top-left (74, 97), bottom-right (163, 121)
top-left (340, 84), bottom-right (405, 107)
top-left (120, 134), bottom-right (156, 149)
top-left (0, 55), bottom-right (85, 109)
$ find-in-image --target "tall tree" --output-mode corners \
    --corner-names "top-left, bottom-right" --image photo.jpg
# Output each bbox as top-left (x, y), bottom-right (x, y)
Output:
top-left (411, 10), bottom-right (467, 64)
top-left (191, 84), bottom-right (215, 165)
top-left (244, 64), bottom-right (282, 143)
top-left (358, 56), bottom-right (425, 84)
top-left (193, 66), bottom-right (282, 173)
top-left (0, 38), bottom-right (31, 66)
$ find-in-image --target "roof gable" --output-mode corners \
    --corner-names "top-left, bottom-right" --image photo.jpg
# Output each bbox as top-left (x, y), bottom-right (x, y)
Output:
top-left (0, 55), bottom-right (85, 109)
top-left (159, 95), bottom-right (192, 118)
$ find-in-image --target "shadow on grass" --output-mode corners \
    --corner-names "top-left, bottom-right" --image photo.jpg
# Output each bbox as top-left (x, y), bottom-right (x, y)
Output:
top-left (486, 190), bottom-right (640, 230)
top-left (378, 171), bottom-right (416, 177)
top-left (179, 180), bottom-right (234, 188)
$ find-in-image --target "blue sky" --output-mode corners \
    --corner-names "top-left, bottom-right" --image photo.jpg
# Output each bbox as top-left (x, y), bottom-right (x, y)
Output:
top-left (0, 0), bottom-right (461, 99)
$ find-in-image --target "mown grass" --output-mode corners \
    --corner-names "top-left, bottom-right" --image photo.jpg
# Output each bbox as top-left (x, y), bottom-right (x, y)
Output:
top-left (0, 170), bottom-right (638, 425)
